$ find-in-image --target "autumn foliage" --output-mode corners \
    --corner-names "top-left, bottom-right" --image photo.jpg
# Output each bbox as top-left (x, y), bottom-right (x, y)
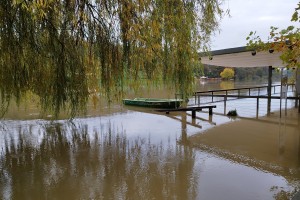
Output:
top-left (246, 2), bottom-right (300, 69)
top-left (220, 68), bottom-right (235, 80)
top-left (0, 0), bottom-right (227, 117)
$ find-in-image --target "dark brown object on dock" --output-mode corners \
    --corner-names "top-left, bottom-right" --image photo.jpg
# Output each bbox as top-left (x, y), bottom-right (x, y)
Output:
top-left (156, 105), bottom-right (216, 118)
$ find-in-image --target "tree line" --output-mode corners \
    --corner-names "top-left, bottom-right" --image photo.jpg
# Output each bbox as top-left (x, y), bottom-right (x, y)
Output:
top-left (197, 65), bottom-right (282, 81)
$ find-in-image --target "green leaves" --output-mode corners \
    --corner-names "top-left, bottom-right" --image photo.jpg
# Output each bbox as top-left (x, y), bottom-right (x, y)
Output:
top-left (246, 1), bottom-right (300, 71)
top-left (292, 2), bottom-right (300, 22)
top-left (0, 0), bottom-right (226, 118)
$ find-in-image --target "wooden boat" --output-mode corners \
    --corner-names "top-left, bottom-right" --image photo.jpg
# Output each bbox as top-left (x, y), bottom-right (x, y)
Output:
top-left (123, 98), bottom-right (183, 108)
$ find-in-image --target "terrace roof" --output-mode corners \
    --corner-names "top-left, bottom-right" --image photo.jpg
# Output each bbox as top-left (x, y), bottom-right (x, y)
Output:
top-left (200, 46), bottom-right (285, 68)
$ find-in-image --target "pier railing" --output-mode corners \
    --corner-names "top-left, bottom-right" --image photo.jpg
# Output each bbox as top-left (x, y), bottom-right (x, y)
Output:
top-left (193, 84), bottom-right (296, 105)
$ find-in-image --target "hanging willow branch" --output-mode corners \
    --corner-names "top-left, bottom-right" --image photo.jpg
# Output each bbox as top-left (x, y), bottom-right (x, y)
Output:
top-left (0, 0), bottom-right (226, 118)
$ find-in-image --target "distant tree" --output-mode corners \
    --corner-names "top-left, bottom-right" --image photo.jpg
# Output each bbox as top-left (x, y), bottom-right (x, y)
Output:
top-left (203, 65), bottom-right (224, 78)
top-left (220, 68), bottom-right (235, 80)
top-left (235, 68), bottom-right (247, 80)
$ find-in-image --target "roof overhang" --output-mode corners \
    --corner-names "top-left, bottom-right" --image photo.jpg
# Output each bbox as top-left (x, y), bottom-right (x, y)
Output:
top-left (200, 46), bottom-right (285, 68)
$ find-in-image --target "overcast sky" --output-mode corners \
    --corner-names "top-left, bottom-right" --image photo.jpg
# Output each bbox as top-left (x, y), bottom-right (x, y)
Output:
top-left (211, 0), bottom-right (299, 50)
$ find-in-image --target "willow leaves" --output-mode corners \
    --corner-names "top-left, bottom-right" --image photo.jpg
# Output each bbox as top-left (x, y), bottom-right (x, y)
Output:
top-left (0, 0), bottom-right (225, 118)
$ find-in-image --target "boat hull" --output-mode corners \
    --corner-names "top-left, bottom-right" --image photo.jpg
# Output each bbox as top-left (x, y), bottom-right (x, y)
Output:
top-left (123, 98), bottom-right (183, 108)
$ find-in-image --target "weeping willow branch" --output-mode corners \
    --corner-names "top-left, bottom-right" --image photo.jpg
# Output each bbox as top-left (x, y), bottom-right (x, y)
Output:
top-left (0, 0), bottom-right (227, 118)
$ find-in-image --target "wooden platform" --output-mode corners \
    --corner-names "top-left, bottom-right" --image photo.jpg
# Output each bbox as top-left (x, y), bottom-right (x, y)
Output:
top-left (156, 105), bottom-right (216, 118)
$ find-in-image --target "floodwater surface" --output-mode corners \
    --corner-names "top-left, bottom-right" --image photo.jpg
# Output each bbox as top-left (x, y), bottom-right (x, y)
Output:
top-left (0, 80), bottom-right (300, 200)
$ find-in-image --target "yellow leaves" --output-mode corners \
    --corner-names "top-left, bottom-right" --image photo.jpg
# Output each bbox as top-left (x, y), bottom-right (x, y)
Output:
top-left (248, 18), bottom-right (300, 69)
top-left (220, 68), bottom-right (235, 80)
top-left (151, 20), bottom-right (160, 35)
top-left (0, 0), bottom-right (225, 117)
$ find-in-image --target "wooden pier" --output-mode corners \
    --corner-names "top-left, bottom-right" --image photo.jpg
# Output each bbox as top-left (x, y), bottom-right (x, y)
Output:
top-left (156, 105), bottom-right (216, 118)
top-left (193, 84), bottom-right (300, 116)
top-left (194, 84), bottom-right (295, 104)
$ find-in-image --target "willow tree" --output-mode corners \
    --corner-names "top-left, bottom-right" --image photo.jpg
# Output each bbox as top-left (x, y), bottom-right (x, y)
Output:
top-left (0, 0), bottom-right (226, 118)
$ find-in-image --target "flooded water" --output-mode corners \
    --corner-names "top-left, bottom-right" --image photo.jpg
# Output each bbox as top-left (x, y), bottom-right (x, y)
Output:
top-left (0, 80), bottom-right (300, 200)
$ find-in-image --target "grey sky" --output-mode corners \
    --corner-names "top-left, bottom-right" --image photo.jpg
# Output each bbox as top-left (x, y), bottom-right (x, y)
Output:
top-left (211, 0), bottom-right (299, 50)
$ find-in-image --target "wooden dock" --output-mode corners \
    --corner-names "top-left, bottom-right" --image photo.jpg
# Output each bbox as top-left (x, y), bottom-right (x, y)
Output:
top-left (156, 105), bottom-right (216, 118)
top-left (194, 84), bottom-right (296, 105)
top-left (192, 84), bottom-right (300, 116)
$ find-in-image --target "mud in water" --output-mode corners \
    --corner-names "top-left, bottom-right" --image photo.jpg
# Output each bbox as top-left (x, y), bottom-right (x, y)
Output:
top-left (189, 108), bottom-right (300, 199)
top-left (0, 80), bottom-right (300, 200)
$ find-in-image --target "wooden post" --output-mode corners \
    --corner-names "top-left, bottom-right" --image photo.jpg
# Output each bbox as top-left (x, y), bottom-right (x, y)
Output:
top-left (256, 97), bottom-right (259, 118)
top-left (224, 91), bottom-right (227, 115)
top-left (298, 96), bottom-right (300, 113)
top-left (181, 112), bottom-right (188, 144)
top-left (267, 66), bottom-right (272, 115)
top-left (298, 97), bottom-right (300, 113)
top-left (296, 68), bottom-right (299, 108)
top-left (208, 114), bottom-right (212, 122)
top-left (209, 108), bottom-right (213, 115)
top-left (192, 117), bottom-right (196, 125)
top-left (192, 110), bottom-right (196, 118)
top-left (295, 92), bottom-right (299, 108)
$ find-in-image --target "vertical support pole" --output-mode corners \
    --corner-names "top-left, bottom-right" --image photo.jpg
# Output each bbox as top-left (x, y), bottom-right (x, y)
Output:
top-left (224, 91), bottom-right (227, 115)
top-left (211, 92), bottom-right (214, 103)
top-left (249, 88), bottom-right (251, 96)
top-left (209, 108), bottom-right (213, 115)
top-left (280, 68), bottom-right (283, 118)
top-left (192, 110), bottom-right (196, 118)
top-left (298, 97), bottom-right (300, 113)
top-left (198, 94), bottom-right (200, 106)
top-left (181, 112), bottom-right (188, 144)
top-left (208, 114), bottom-right (212, 122)
top-left (295, 67), bottom-right (299, 108)
top-left (267, 66), bottom-right (272, 115)
top-left (285, 94), bottom-right (288, 116)
top-left (256, 97), bottom-right (259, 118)
top-left (192, 117), bottom-right (196, 125)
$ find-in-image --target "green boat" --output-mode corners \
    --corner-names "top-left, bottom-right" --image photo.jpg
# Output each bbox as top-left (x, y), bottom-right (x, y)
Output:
top-left (123, 98), bottom-right (183, 108)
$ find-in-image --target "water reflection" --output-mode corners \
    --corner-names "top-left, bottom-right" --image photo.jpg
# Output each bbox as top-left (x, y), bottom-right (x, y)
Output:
top-left (1, 78), bottom-right (299, 199)
top-left (219, 81), bottom-right (234, 90)
top-left (189, 108), bottom-right (300, 183)
top-left (0, 121), bottom-right (197, 200)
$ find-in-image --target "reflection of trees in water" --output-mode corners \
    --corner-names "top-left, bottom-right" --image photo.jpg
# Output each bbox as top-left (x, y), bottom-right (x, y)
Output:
top-left (0, 122), bottom-right (197, 199)
top-left (219, 81), bottom-right (234, 90)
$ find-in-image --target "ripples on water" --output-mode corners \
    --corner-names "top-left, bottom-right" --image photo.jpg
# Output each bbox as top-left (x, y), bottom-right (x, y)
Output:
top-left (0, 80), bottom-right (300, 200)
top-left (1, 110), bottom-right (299, 200)
top-left (0, 116), bottom-right (199, 200)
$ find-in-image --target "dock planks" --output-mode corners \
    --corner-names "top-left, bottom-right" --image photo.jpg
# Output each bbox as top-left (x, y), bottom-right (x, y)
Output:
top-left (156, 105), bottom-right (216, 118)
